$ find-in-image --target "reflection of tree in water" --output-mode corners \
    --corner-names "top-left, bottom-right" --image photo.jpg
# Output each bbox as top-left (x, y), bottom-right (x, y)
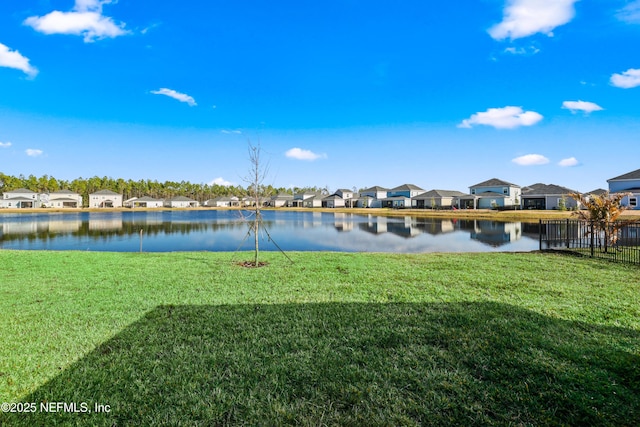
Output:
top-left (0, 213), bottom-right (530, 250)
top-left (0, 218), bottom-right (276, 244)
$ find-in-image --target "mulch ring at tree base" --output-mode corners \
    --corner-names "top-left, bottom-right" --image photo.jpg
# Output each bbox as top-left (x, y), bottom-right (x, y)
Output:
top-left (236, 261), bottom-right (270, 268)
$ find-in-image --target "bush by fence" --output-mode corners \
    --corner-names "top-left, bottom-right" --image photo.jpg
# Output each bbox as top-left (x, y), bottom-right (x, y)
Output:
top-left (539, 219), bottom-right (640, 265)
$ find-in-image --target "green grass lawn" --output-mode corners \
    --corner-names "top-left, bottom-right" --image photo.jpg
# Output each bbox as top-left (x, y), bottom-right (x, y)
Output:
top-left (1, 250), bottom-right (639, 426)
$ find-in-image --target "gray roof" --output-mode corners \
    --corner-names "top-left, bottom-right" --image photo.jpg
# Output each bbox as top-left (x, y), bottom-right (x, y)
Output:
top-left (336, 188), bottom-right (354, 193)
top-left (587, 188), bottom-right (608, 195)
top-left (389, 184), bottom-right (425, 192)
top-left (3, 196), bottom-right (34, 201)
top-left (136, 196), bottom-right (163, 202)
top-left (5, 188), bottom-right (35, 194)
top-left (271, 193), bottom-right (293, 200)
top-left (91, 189), bottom-right (120, 195)
top-left (50, 190), bottom-right (78, 196)
top-left (413, 189), bottom-right (466, 199)
top-left (608, 168), bottom-right (640, 181)
top-left (471, 178), bottom-right (519, 188)
top-left (521, 183), bottom-right (577, 196)
top-left (49, 197), bottom-right (79, 202)
top-left (168, 196), bottom-right (196, 202)
top-left (474, 191), bottom-right (507, 198)
top-left (382, 195), bottom-right (411, 201)
top-left (361, 186), bottom-right (388, 192)
top-left (322, 194), bottom-right (344, 200)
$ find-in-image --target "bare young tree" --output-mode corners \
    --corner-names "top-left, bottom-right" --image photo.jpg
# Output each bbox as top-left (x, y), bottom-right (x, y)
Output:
top-left (243, 141), bottom-right (268, 267)
top-left (237, 140), bottom-right (292, 267)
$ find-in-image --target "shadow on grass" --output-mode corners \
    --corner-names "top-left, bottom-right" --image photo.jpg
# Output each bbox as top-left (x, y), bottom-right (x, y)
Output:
top-left (3, 302), bottom-right (639, 426)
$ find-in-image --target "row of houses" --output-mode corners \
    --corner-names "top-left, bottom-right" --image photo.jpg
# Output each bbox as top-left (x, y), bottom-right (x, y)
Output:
top-left (2, 168), bottom-right (639, 210)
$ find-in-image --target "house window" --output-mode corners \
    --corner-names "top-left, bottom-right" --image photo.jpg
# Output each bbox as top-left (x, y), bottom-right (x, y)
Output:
top-left (503, 188), bottom-right (508, 194)
top-left (471, 189), bottom-right (475, 194)
top-left (630, 197), bottom-right (638, 208)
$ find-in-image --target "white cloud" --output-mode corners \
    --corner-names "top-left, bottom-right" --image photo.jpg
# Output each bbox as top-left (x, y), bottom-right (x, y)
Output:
top-left (512, 154), bottom-right (550, 166)
top-left (617, 0), bottom-right (640, 24)
top-left (151, 88), bottom-right (197, 106)
top-left (0, 43), bottom-right (38, 77)
top-left (209, 177), bottom-right (234, 187)
top-left (285, 147), bottom-right (327, 161)
top-left (458, 106), bottom-right (543, 129)
top-left (558, 157), bottom-right (579, 167)
top-left (24, 0), bottom-right (128, 43)
top-left (503, 45), bottom-right (540, 55)
top-left (489, 0), bottom-right (578, 41)
top-left (610, 68), bottom-right (640, 89)
top-left (561, 100), bottom-right (603, 114)
top-left (221, 129), bottom-right (242, 134)
top-left (0, 142), bottom-right (12, 148)
top-left (26, 149), bottom-right (43, 157)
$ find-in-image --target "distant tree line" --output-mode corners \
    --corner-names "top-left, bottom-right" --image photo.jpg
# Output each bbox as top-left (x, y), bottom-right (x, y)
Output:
top-left (0, 172), bottom-right (327, 208)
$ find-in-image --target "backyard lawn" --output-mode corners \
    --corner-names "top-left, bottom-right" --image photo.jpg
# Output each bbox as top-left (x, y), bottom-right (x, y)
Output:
top-left (1, 250), bottom-right (639, 426)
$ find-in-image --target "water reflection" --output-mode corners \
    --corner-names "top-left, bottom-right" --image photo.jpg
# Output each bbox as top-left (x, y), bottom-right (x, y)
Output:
top-left (0, 211), bottom-right (543, 253)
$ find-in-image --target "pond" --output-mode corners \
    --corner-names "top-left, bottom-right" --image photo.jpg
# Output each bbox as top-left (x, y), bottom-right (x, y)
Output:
top-left (0, 210), bottom-right (544, 253)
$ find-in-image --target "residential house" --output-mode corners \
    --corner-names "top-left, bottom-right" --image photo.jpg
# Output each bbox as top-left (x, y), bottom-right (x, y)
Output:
top-left (89, 190), bottom-right (123, 208)
top-left (204, 196), bottom-right (239, 207)
top-left (301, 194), bottom-right (324, 208)
top-left (0, 188), bottom-right (41, 208)
top-left (268, 193), bottom-right (293, 207)
top-left (292, 192), bottom-right (321, 207)
top-left (411, 189), bottom-right (466, 209)
top-left (47, 190), bottom-right (82, 208)
top-left (586, 188), bottom-right (608, 198)
top-left (381, 196), bottom-right (411, 208)
top-left (322, 194), bottom-right (345, 208)
top-left (520, 183), bottom-right (579, 210)
top-left (607, 168), bottom-right (640, 210)
top-left (351, 195), bottom-right (374, 208)
top-left (457, 178), bottom-right (521, 209)
top-left (127, 196), bottom-right (164, 208)
top-left (164, 196), bottom-right (199, 208)
top-left (335, 189), bottom-right (355, 207)
top-left (382, 184), bottom-right (425, 208)
top-left (359, 186), bottom-right (388, 208)
top-left (387, 184), bottom-right (426, 198)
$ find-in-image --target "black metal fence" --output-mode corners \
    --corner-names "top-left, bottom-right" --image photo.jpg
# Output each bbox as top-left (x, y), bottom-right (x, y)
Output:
top-left (539, 219), bottom-right (640, 265)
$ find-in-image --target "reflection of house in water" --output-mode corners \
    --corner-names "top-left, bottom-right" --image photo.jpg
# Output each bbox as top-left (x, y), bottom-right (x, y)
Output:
top-left (386, 216), bottom-right (421, 238)
top-left (48, 218), bottom-right (81, 233)
top-left (469, 220), bottom-right (522, 247)
top-left (1, 216), bottom-right (80, 237)
top-left (359, 215), bottom-right (388, 234)
top-left (333, 213), bottom-right (354, 231)
top-left (89, 215), bottom-right (123, 231)
top-left (295, 212), bottom-right (324, 228)
top-left (411, 218), bottom-right (455, 235)
top-left (2, 220), bottom-right (48, 236)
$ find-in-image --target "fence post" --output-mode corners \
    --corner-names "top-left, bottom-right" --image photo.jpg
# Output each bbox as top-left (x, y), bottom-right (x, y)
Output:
top-left (539, 219), bottom-right (542, 251)
top-left (566, 218), bottom-right (570, 249)
top-left (590, 221), bottom-right (594, 257)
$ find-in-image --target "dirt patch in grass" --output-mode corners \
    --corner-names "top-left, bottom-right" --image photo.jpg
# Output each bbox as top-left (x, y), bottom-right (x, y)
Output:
top-left (236, 261), bottom-right (270, 268)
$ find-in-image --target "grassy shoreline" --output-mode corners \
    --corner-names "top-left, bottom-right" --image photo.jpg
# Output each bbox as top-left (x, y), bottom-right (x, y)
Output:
top-left (1, 250), bottom-right (639, 425)
top-left (3, 205), bottom-right (640, 222)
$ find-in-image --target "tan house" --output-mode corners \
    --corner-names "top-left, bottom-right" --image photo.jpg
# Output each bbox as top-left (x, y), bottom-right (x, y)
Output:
top-left (126, 196), bottom-right (163, 208)
top-left (412, 189), bottom-right (466, 209)
top-left (47, 190), bottom-right (83, 208)
top-left (89, 190), bottom-right (123, 208)
top-left (164, 196), bottom-right (199, 208)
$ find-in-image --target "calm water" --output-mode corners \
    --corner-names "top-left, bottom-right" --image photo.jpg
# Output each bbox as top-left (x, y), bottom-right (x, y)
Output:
top-left (0, 210), bottom-right (543, 253)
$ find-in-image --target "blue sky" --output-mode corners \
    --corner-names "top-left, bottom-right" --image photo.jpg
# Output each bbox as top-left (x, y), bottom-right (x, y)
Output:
top-left (0, 0), bottom-right (639, 193)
